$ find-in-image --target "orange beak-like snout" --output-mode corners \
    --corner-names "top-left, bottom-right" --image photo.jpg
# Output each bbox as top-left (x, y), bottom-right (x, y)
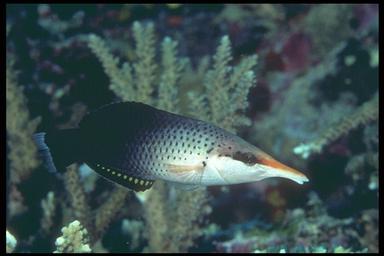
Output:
top-left (257, 152), bottom-right (309, 185)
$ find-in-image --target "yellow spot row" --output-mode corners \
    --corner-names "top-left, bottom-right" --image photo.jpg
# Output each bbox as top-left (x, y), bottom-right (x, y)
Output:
top-left (96, 164), bottom-right (153, 186)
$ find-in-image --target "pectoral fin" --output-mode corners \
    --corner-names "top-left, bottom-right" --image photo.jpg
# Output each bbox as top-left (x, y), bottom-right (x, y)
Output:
top-left (165, 163), bottom-right (204, 185)
top-left (166, 163), bottom-right (204, 173)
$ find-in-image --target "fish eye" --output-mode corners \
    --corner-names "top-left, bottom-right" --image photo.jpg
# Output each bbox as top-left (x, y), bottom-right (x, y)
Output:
top-left (232, 151), bottom-right (258, 166)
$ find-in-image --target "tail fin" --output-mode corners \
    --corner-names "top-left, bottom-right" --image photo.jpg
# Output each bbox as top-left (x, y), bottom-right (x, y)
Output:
top-left (33, 129), bottom-right (82, 173)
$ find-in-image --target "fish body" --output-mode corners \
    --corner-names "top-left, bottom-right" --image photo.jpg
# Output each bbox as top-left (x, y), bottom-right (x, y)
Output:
top-left (34, 102), bottom-right (308, 191)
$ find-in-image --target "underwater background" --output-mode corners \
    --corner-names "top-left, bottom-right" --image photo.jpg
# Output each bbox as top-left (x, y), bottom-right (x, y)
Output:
top-left (6, 4), bottom-right (378, 253)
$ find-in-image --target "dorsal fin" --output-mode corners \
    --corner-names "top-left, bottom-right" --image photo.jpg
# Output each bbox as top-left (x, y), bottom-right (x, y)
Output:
top-left (80, 101), bottom-right (159, 125)
top-left (86, 162), bottom-right (154, 192)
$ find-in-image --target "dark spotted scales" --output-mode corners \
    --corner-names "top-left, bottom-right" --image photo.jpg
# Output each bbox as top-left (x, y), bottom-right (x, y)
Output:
top-left (77, 102), bottom-right (231, 191)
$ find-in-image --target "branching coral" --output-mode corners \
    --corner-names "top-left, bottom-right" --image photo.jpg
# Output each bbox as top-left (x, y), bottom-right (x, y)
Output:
top-left (294, 92), bottom-right (378, 159)
top-left (88, 33), bottom-right (135, 102)
top-left (41, 191), bottom-right (56, 234)
top-left (143, 181), bottom-right (211, 252)
top-left (6, 57), bottom-right (41, 185)
top-left (131, 22), bottom-right (157, 104)
top-left (63, 164), bottom-right (130, 245)
top-left (142, 182), bottom-right (169, 251)
top-left (6, 54), bottom-right (42, 220)
top-left (94, 187), bottom-right (129, 240)
top-left (188, 35), bottom-right (257, 131)
top-left (158, 37), bottom-right (186, 112)
top-left (165, 187), bottom-right (211, 252)
top-left (64, 164), bottom-right (93, 237)
top-left (54, 220), bottom-right (91, 253)
top-left (88, 21), bottom-right (186, 110)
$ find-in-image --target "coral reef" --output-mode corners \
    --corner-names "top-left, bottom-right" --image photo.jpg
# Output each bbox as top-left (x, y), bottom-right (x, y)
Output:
top-left (40, 191), bottom-right (56, 234)
top-left (6, 230), bottom-right (17, 253)
top-left (6, 4), bottom-right (378, 253)
top-left (54, 220), bottom-right (91, 253)
top-left (63, 165), bottom-right (93, 237)
top-left (94, 187), bottom-right (129, 240)
top-left (187, 35), bottom-right (257, 131)
top-left (6, 57), bottom-right (41, 185)
top-left (294, 92), bottom-right (378, 159)
top-left (214, 192), bottom-right (371, 253)
top-left (303, 4), bottom-right (354, 60)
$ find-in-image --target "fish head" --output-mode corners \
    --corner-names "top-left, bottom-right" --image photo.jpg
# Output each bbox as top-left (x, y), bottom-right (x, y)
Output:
top-left (204, 137), bottom-right (309, 185)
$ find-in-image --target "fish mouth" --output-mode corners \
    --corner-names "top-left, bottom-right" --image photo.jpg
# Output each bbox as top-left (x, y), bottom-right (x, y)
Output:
top-left (257, 155), bottom-right (309, 185)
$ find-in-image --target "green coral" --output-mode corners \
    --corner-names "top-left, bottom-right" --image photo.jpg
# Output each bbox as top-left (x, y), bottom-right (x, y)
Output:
top-left (88, 22), bottom-right (186, 109)
top-left (188, 35), bottom-right (257, 131)
top-left (6, 57), bottom-right (41, 185)
top-left (54, 220), bottom-right (91, 253)
top-left (158, 37), bottom-right (186, 112)
top-left (41, 191), bottom-right (56, 234)
top-left (131, 22), bottom-right (157, 104)
top-left (294, 92), bottom-right (378, 159)
top-left (63, 164), bottom-right (93, 239)
top-left (88, 34), bottom-right (135, 101)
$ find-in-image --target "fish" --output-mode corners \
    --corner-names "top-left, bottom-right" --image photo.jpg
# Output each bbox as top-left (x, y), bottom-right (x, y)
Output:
top-left (33, 102), bottom-right (309, 192)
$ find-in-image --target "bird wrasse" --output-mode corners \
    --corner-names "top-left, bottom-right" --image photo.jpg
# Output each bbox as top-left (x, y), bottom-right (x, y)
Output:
top-left (33, 102), bottom-right (308, 192)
